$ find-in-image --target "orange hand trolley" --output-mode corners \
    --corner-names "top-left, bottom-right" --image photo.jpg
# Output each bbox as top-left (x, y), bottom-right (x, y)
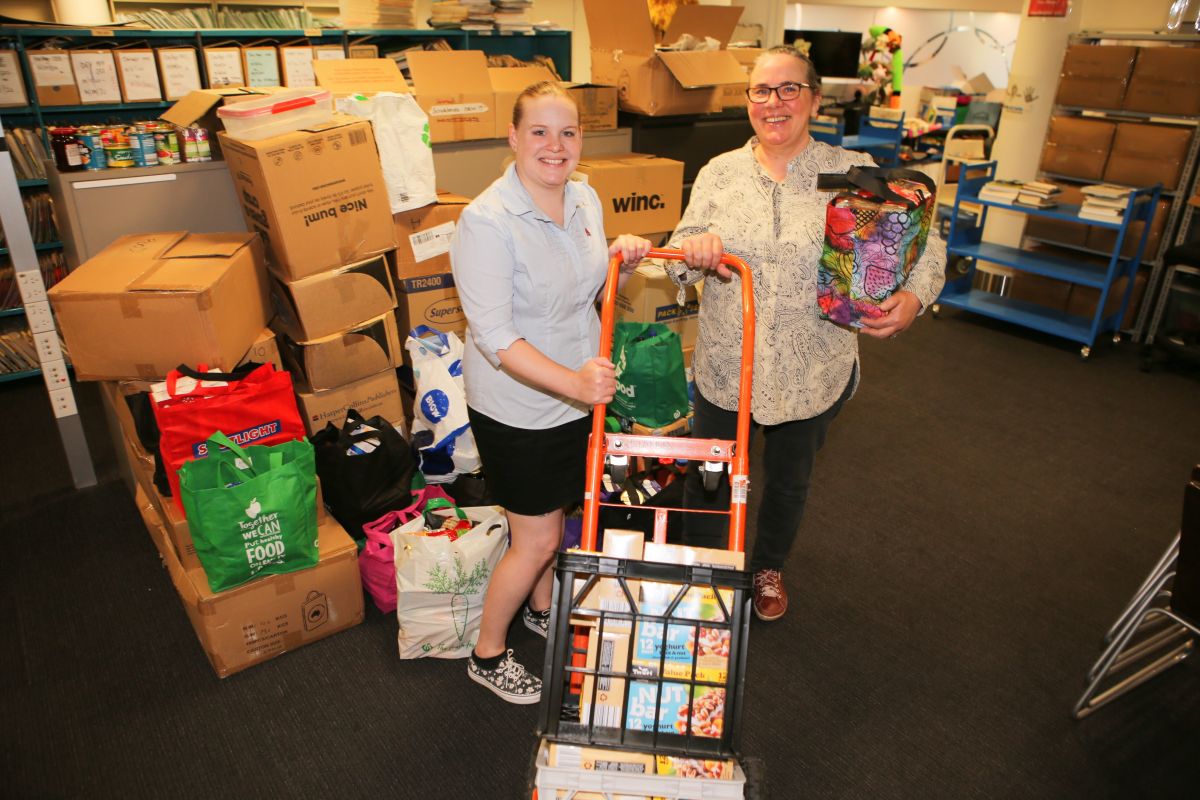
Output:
top-left (530, 249), bottom-right (766, 799)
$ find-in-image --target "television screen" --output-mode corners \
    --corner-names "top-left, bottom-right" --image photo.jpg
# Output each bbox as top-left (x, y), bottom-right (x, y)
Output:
top-left (784, 30), bottom-right (862, 80)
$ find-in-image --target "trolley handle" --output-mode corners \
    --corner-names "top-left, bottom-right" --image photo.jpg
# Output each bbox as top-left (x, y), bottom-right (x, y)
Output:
top-left (584, 247), bottom-right (755, 554)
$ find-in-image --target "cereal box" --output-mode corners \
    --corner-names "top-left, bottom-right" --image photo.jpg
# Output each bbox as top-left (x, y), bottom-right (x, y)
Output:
top-left (625, 681), bottom-right (726, 739)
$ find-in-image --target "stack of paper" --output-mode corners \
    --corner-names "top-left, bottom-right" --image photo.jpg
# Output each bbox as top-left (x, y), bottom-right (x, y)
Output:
top-left (429, 1), bottom-right (469, 28)
top-left (1015, 180), bottom-right (1061, 209)
top-left (493, 0), bottom-right (535, 33)
top-left (462, 1), bottom-right (496, 30)
top-left (1079, 184), bottom-right (1132, 223)
top-left (977, 180), bottom-right (1023, 204)
top-left (339, 0), bottom-right (416, 29)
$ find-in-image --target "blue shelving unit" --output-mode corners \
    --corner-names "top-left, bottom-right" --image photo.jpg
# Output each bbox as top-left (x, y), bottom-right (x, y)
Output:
top-left (935, 161), bottom-right (1162, 358)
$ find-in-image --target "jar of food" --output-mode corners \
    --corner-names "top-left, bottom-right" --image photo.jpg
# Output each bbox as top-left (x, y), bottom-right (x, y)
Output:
top-left (50, 127), bottom-right (88, 172)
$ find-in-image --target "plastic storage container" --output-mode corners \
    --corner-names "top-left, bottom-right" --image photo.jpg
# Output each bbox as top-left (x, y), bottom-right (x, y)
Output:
top-left (216, 88), bottom-right (333, 141)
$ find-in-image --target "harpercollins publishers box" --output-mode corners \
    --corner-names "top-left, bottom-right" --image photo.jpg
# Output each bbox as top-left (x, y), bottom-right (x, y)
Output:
top-left (46, 232), bottom-right (270, 381)
top-left (219, 114), bottom-right (397, 281)
top-left (295, 368), bottom-right (406, 436)
top-left (575, 154), bottom-right (684, 238)
top-left (616, 264), bottom-right (699, 349)
top-left (136, 484), bottom-right (363, 679)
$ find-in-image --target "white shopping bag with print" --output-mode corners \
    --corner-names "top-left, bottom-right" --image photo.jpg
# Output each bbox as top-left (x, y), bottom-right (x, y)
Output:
top-left (394, 503), bottom-right (508, 659)
top-left (406, 325), bottom-right (481, 483)
top-left (336, 92), bottom-right (436, 213)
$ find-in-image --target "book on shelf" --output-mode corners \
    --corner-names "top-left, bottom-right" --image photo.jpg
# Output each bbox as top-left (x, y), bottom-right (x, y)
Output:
top-left (1016, 191), bottom-right (1058, 209)
top-left (1022, 180), bottom-right (1062, 197)
top-left (1080, 183), bottom-right (1132, 201)
top-left (977, 180), bottom-right (1023, 202)
top-left (1081, 195), bottom-right (1130, 211)
top-left (1078, 206), bottom-right (1125, 223)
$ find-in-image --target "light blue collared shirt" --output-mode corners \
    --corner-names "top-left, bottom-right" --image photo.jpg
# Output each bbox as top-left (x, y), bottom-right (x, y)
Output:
top-left (450, 163), bottom-right (609, 428)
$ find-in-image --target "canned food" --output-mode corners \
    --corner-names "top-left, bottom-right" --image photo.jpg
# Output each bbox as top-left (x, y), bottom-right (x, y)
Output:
top-left (155, 130), bottom-right (180, 165)
top-left (104, 144), bottom-right (136, 168)
top-left (131, 130), bottom-right (158, 167)
top-left (78, 132), bottom-right (107, 170)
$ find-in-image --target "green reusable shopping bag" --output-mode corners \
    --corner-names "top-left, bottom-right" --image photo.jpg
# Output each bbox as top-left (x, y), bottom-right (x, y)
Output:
top-left (179, 431), bottom-right (319, 593)
top-left (610, 321), bottom-right (689, 429)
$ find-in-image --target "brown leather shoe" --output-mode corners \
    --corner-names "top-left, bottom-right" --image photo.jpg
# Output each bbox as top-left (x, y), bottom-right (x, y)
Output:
top-left (753, 569), bottom-right (788, 621)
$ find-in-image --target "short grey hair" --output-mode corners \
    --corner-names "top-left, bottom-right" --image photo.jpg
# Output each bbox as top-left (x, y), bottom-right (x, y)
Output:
top-left (752, 45), bottom-right (821, 92)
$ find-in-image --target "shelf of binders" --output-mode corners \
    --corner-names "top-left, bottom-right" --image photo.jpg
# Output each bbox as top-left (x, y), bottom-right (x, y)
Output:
top-left (937, 161), bottom-right (1161, 357)
top-left (0, 242), bottom-right (63, 257)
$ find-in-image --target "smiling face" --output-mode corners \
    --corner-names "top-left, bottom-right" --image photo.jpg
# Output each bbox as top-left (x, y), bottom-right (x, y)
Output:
top-left (508, 93), bottom-right (581, 194)
top-left (747, 52), bottom-right (821, 156)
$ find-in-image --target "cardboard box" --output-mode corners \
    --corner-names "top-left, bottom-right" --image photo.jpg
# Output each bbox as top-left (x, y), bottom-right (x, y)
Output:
top-left (407, 50), bottom-right (496, 143)
top-left (1005, 266), bottom-right (1072, 312)
top-left (242, 45), bottom-right (281, 87)
top-left (394, 272), bottom-right (468, 341)
top-left (655, 756), bottom-right (736, 780)
top-left (575, 153), bottom-right (685, 237)
top-left (568, 83), bottom-right (618, 131)
top-left (390, 191), bottom-right (470, 280)
top-left (616, 264), bottom-right (699, 349)
top-left (239, 326), bottom-right (284, 372)
top-left (295, 368), bottom-right (406, 436)
top-left (1039, 115), bottom-right (1115, 181)
top-left (47, 232), bottom-right (270, 381)
top-left (155, 47), bottom-right (203, 100)
top-left (1086, 197), bottom-right (1170, 260)
top-left (202, 46), bottom-right (246, 88)
top-left (1123, 46), bottom-right (1200, 117)
top-left (720, 47), bottom-right (760, 109)
top-left (583, 0), bottom-right (747, 116)
top-left (348, 43), bottom-right (380, 59)
top-left (271, 253), bottom-right (397, 342)
top-left (314, 57), bottom-right (408, 98)
top-left (114, 49), bottom-right (164, 103)
top-left (1103, 122), bottom-right (1191, 191)
top-left (1055, 45), bottom-right (1136, 110)
top-left (27, 50), bottom-right (80, 106)
top-left (548, 743), bottom-right (654, 776)
top-left (279, 44), bottom-right (316, 87)
top-left (160, 88), bottom-right (274, 160)
top-left (1066, 270), bottom-right (1148, 330)
top-left (489, 65), bottom-right (557, 137)
top-left (276, 312), bottom-right (402, 392)
top-left (579, 626), bottom-right (633, 731)
top-left (219, 115), bottom-right (396, 281)
top-left (70, 50), bottom-right (122, 104)
top-left (137, 485), bottom-right (363, 679)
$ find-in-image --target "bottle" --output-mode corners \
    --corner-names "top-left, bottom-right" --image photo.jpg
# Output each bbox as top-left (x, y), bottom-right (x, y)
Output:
top-left (50, 127), bottom-right (87, 172)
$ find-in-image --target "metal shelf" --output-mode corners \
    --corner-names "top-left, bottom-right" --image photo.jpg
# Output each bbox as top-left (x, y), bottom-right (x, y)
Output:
top-left (0, 307), bottom-right (26, 318)
top-left (937, 284), bottom-right (1098, 345)
top-left (17, 179), bottom-right (47, 188)
top-left (1039, 173), bottom-right (1179, 199)
top-left (948, 242), bottom-right (1119, 288)
top-left (34, 102), bottom-right (174, 114)
top-left (0, 368), bottom-right (41, 383)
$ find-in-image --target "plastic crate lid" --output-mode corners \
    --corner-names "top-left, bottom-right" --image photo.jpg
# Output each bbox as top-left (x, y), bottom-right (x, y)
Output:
top-left (216, 88), bottom-right (332, 120)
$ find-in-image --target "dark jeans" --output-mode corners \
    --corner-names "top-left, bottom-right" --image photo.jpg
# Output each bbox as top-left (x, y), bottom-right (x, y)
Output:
top-left (682, 367), bottom-right (855, 572)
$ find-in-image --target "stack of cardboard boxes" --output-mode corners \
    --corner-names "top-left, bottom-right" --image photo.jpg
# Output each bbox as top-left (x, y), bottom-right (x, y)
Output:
top-left (219, 112), bottom-right (407, 438)
top-left (46, 231), bottom-right (365, 679)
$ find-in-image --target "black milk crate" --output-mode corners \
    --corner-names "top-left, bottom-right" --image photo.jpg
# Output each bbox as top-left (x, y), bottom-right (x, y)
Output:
top-left (537, 551), bottom-right (753, 761)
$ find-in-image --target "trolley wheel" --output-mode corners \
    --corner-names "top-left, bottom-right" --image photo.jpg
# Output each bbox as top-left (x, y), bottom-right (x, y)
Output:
top-left (930, 303), bottom-right (941, 318)
top-left (609, 460), bottom-right (628, 486)
top-left (1080, 346), bottom-right (1092, 360)
top-left (1112, 333), bottom-right (1122, 345)
top-left (702, 464), bottom-right (722, 492)
top-left (742, 755), bottom-right (768, 799)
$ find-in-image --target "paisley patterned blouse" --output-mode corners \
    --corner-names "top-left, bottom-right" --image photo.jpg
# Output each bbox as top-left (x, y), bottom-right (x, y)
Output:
top-left (667, 138), bottom-right (946, 425)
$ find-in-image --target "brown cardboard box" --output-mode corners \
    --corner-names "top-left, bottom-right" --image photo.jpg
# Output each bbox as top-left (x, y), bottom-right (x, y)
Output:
top-left (1086, 197), bottom-right (1170, 260)
top-left (1055, 45), bottom-right (1136, 110)
top-left (407, 50), bottom-right (496, 143)
top-left (616, 265), bottom-right (699, 349)
top-left (241, 45), bottom-right (281, 88)
top-left (313, 57), bottom-right (408, 98)
top-left (348, 43), bottom-right (380, 59)
top-left (279, 44), bottom-right (316, 88)
top-left (390, 191), bottom-right (471, 280)
top-left (1066, 270), bottom-right (1148, 330)
top-left (27, 50), bottom-right (80, 106)
top-left (1022, 185), bottom-right (1090, 248)
top-left (574, 153), bottom-right (685, 237)
top-left (394, 272), bottom-right (467, 341)
top-left (1103, 122), bottom-right (1191, 191)
top-left (219, 114), bottom-right (396, 281)
top-left (238, 327), bottom-right (284, 372)
top-left (276, 312), bottom-right (402, 392)
top-left (1005, 268), bottom-right (1072, 313)
top-left (721, 47), bottom-right (760, 109)
top-left (1123, 46), bottom-right (1200, 116)
top-left (137, 486), bottom-right (363, 679)
top-left (47, 232), bottom-right (269, 381)
top-left (568, 83), bottom-right (618, 131)
top-left (160, 88), bottom-right (273, 160)
top-left (295, 368), bottom-right (405, 436)
top-left (1039, 116), bottom-right (1115, 181)
top-left (271, 253), bottom-right (397, 342)
top-left (489, 65), bottom-right (557, 137)
top-left (113, 49), bottom-right (164, 103)
top-left (582, 0), bottom-right (747, 116)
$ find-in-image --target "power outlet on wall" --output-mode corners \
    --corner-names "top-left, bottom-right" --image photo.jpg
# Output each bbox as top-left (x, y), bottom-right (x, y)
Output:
top-left (48, 388), bottom-right (78, 419)
top-left (41, 358), bottom-right (70, 392)
top-left (15, 269), bottom-right (47, 304)
top-left (24, 301), bottom-right (55, 334)
top-left (32, 330), bottom-right (62, 364)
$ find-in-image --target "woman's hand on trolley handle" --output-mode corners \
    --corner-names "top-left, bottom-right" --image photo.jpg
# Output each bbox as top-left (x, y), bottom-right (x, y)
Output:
top-left (679, 232), bottom-right (734, 282)
top-left (574, 357), bottom-right (617, 405)
top-left (609, 234), bottom-right (654, 273)
top-left (857, 290), bottom-right (922, 339)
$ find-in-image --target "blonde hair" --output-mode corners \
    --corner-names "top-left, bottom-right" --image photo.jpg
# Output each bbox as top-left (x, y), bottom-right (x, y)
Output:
top-left (753, 45), bottom-right (822, 92)
top-left (512, 80), bottom-right (579, 128)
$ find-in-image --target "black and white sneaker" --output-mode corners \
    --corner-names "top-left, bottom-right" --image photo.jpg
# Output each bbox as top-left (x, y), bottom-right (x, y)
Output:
top-left (467, 649), bottom-right (542, 704)
top-left (523, 605), bottom-right (550, 638)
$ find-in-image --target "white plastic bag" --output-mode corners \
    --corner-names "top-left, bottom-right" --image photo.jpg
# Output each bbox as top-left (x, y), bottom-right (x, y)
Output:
top-left (406, 325), bottom-right (482, 482)
top-left (394, 504), bottom-right (508, 659)
top-left (336, 91), bottom-right (436, 213)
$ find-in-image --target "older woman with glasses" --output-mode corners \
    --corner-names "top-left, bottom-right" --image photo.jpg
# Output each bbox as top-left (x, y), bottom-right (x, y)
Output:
top-left (667, 45), bottom-right (946, 622)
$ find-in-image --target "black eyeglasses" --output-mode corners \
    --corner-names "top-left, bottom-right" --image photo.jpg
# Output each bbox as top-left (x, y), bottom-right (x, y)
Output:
top-left (745, 82), bottom-right (812, 103)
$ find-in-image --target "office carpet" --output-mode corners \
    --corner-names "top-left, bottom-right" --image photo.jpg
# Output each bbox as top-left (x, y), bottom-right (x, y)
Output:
top-left (2, 311), bottom-right (1198, 799)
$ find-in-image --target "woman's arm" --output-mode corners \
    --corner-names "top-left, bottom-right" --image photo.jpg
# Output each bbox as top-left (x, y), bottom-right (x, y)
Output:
top-left (496, 341), bottom-right (615, 406)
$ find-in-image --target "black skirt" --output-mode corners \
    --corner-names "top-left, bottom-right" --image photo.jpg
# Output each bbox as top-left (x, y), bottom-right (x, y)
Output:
top-left (467, 407), bottom-right (591, 516)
